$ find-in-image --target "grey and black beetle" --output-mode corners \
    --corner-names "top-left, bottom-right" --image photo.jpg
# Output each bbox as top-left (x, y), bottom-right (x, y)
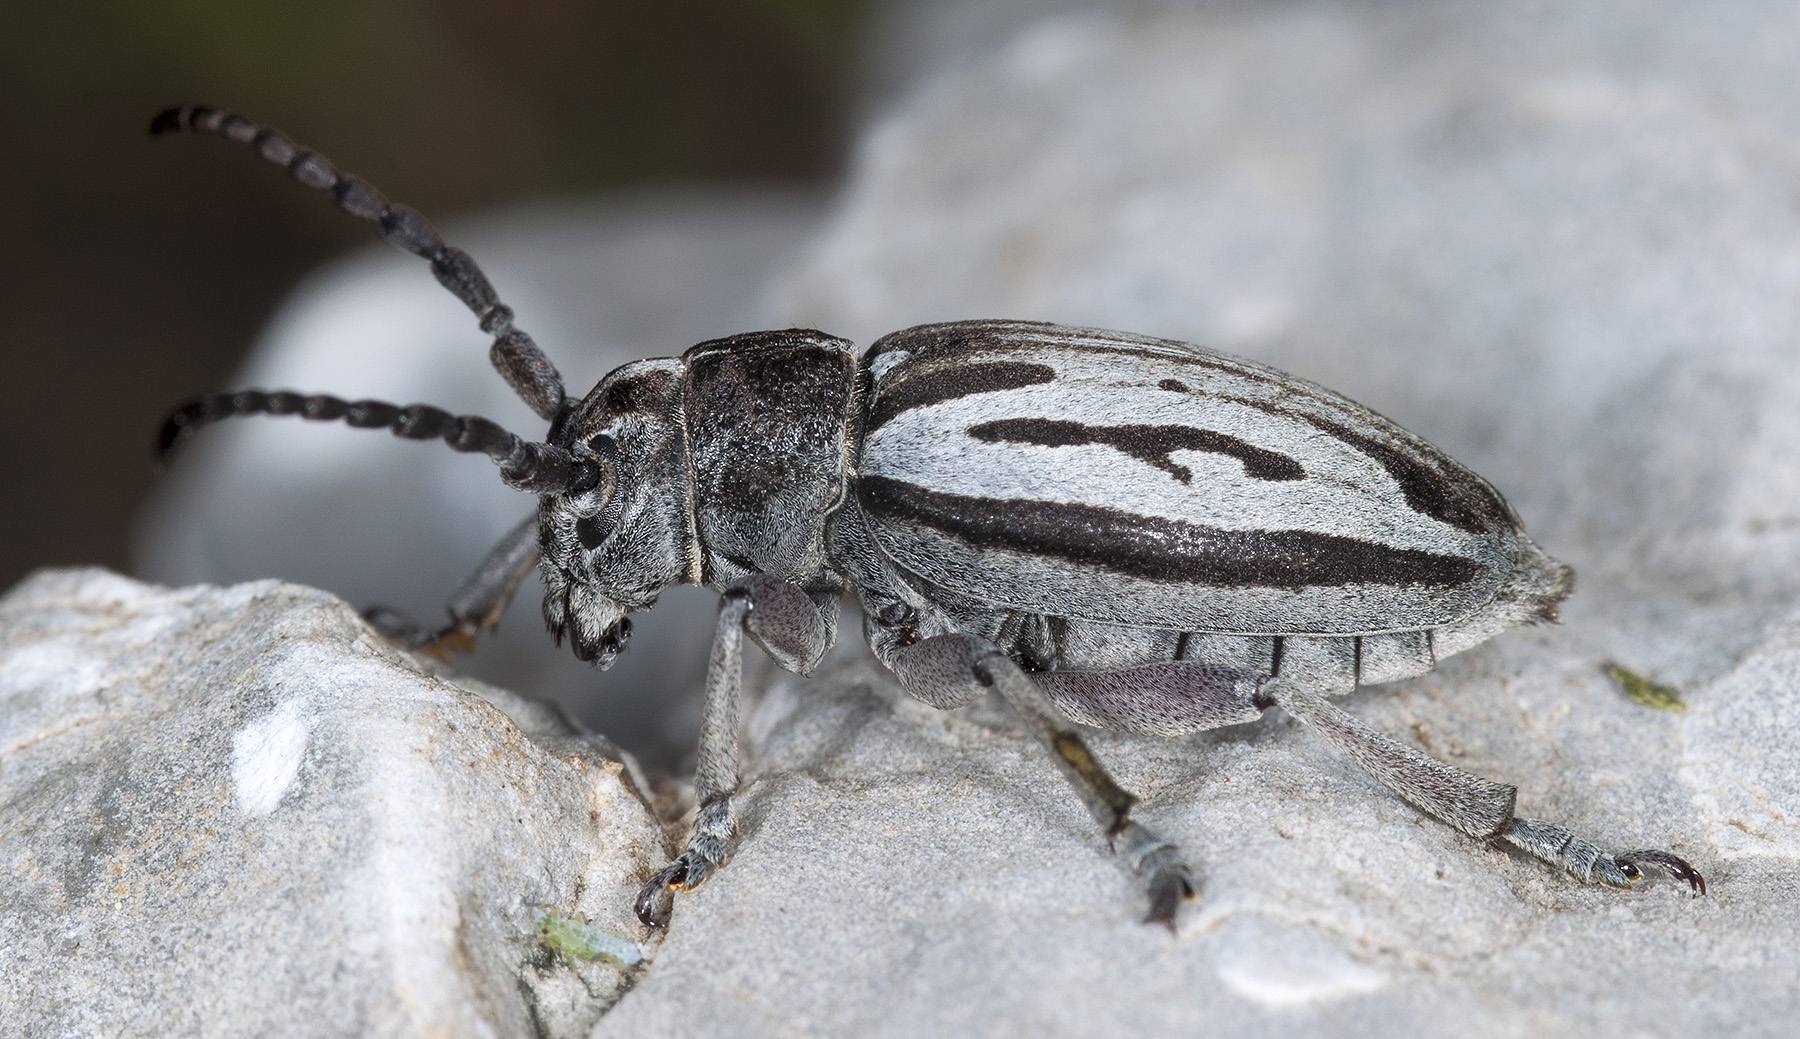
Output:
top-left (154, 106), bottom-right (1705, 929)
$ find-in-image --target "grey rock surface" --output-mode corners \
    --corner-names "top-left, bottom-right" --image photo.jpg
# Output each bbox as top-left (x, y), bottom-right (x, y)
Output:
top-left (0, 569), bottom-right (666, 1039)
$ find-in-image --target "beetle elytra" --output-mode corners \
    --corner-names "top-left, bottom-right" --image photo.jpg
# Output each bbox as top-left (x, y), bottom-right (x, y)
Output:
top-left (153, 107), bottom-right (1705, 928)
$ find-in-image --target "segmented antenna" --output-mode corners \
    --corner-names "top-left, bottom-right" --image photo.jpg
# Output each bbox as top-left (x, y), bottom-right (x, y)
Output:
top-left (150, 106), bottom-right (568, 422)
top-left (157, 390), bottom-right (601, 494)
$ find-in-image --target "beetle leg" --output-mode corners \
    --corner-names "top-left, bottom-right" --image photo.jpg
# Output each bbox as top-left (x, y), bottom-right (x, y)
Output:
top-left (636, 574), bottom-right (831, 928)
top-left (1497, 819), bottom-right (1706, 895)
top-left (363, 511), bottom-right (540, 658)
top-left (891, 634), bottom-right (1199, 929)
top-left (1264, 681), bottom-right (1705, 895)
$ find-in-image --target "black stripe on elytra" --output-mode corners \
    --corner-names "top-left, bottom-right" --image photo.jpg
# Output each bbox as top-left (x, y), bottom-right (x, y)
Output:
top-left (859, 475), bottom-right (1483, 590)
top-left (967, 417), bottom-right (1303, 483)
top-left (867, 361), bottom-right (1058, 431)
top-left (1299, 414), bottom-right (1512, 535)
top-left (875, 326), bottom-right (1512, 534)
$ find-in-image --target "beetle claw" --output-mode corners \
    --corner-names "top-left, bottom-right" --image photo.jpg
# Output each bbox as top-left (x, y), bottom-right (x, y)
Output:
top-left (1616, 850), bottom-right (1707, 897)
top-left (1142, 866), bottom-right (1195, 932)
top-left (634, 860), bottom-right (689, 928)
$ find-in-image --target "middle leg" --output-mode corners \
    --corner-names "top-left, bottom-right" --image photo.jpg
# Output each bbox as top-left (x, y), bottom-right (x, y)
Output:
top-left (891, 634), bottom-right (1267, 927)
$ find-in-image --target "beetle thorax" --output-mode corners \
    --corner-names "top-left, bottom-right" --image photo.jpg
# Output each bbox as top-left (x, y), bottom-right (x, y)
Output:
top-left (678, 330), bottom-right (860, 591)
top-left (540, 331), bottom-right (861, 667)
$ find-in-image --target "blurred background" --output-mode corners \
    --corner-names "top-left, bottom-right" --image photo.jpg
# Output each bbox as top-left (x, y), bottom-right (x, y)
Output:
top-left (0, 0), bottom-right (875, 596)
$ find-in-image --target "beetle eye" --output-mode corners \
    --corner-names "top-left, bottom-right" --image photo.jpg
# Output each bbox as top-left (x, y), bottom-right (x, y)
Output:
top-left (575, 514), bottom-right (610, 551)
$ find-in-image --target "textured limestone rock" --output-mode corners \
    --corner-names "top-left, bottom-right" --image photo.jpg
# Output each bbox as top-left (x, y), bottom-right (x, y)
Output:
top-left (0, 570), bottom-right (666, 1039)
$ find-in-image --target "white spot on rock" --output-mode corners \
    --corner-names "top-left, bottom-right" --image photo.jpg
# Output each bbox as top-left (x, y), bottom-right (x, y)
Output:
top-left (232, 698), bottom-right (313, 817)
top-left (1213, 918), bottom-right (1388, 1008)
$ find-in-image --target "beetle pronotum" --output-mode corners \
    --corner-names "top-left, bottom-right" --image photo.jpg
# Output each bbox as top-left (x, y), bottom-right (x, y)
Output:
top-left (154, 107), bottom-right (1704, 928)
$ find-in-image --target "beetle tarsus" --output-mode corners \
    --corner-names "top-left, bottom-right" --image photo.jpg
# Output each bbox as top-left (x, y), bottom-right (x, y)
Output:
top-left (1499, 817), bottom-right (1705, 895)
top-left (1143, 870), bottom-right (1194, 931)
top-left (361, 606), bottom-right (480, 660)
top-left (1124, 826), bottom-right (1197, 930)
top-left (635, 821), bottom-right (731, 928)
top-left (418, 625), bottom-right (480, 661)
top-left (635, 860), bottom-right (689, 928)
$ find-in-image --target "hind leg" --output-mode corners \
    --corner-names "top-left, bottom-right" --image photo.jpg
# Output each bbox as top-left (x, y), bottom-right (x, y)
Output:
top-left (1264, 681), bottom-right (1705, 894)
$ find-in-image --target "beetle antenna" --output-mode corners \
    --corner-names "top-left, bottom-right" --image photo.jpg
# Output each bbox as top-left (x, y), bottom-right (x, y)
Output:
top-left (150, 106), bottom-right (568, 423)
top-left (157, 390), bottom-right (601, 494)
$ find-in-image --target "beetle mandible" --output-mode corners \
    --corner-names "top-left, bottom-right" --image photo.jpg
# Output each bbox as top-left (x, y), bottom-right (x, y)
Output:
top-left (152, 107), bottom-right (1705, 928)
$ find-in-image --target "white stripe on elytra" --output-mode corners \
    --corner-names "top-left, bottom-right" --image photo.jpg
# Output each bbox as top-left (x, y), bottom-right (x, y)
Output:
top-left (862, 383), bottom-right (1481, 555)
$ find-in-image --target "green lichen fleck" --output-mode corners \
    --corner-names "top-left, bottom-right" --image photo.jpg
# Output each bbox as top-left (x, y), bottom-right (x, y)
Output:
top-left (535, 910), bottom-right (643, 968)
top-left (1604, 663), bottom-right (1686, 711)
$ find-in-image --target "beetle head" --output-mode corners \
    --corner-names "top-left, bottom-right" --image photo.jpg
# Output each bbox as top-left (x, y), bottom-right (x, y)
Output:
top-left (539, 359), bottom-right (696, 668)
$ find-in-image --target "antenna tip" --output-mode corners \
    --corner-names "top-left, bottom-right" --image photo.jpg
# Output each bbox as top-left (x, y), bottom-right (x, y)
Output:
top-left (155, 403), bottom-right (203, 463)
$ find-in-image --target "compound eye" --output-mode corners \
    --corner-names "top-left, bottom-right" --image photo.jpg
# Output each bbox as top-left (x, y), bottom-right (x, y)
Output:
top-left (575, 513), bottom-right (610, 551)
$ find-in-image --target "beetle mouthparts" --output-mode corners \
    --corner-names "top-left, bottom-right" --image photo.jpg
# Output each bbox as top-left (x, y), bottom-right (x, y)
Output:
top-left (571, 616), bottom-right (632, 669)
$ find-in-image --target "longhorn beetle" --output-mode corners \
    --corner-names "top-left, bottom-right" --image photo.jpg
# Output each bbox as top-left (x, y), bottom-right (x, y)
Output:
top-left (153, 107), bottom-right (1705, 929)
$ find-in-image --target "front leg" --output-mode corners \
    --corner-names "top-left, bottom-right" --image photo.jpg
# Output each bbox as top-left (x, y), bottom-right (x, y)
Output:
top-left (364, 511), bottom-right (540, 658)
top-left (635, 574), bottom-right (831, 927)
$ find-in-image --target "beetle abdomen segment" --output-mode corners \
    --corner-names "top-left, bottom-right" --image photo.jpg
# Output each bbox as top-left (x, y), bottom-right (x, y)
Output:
top-left (1354, 629), bottom-right (1435, 686)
